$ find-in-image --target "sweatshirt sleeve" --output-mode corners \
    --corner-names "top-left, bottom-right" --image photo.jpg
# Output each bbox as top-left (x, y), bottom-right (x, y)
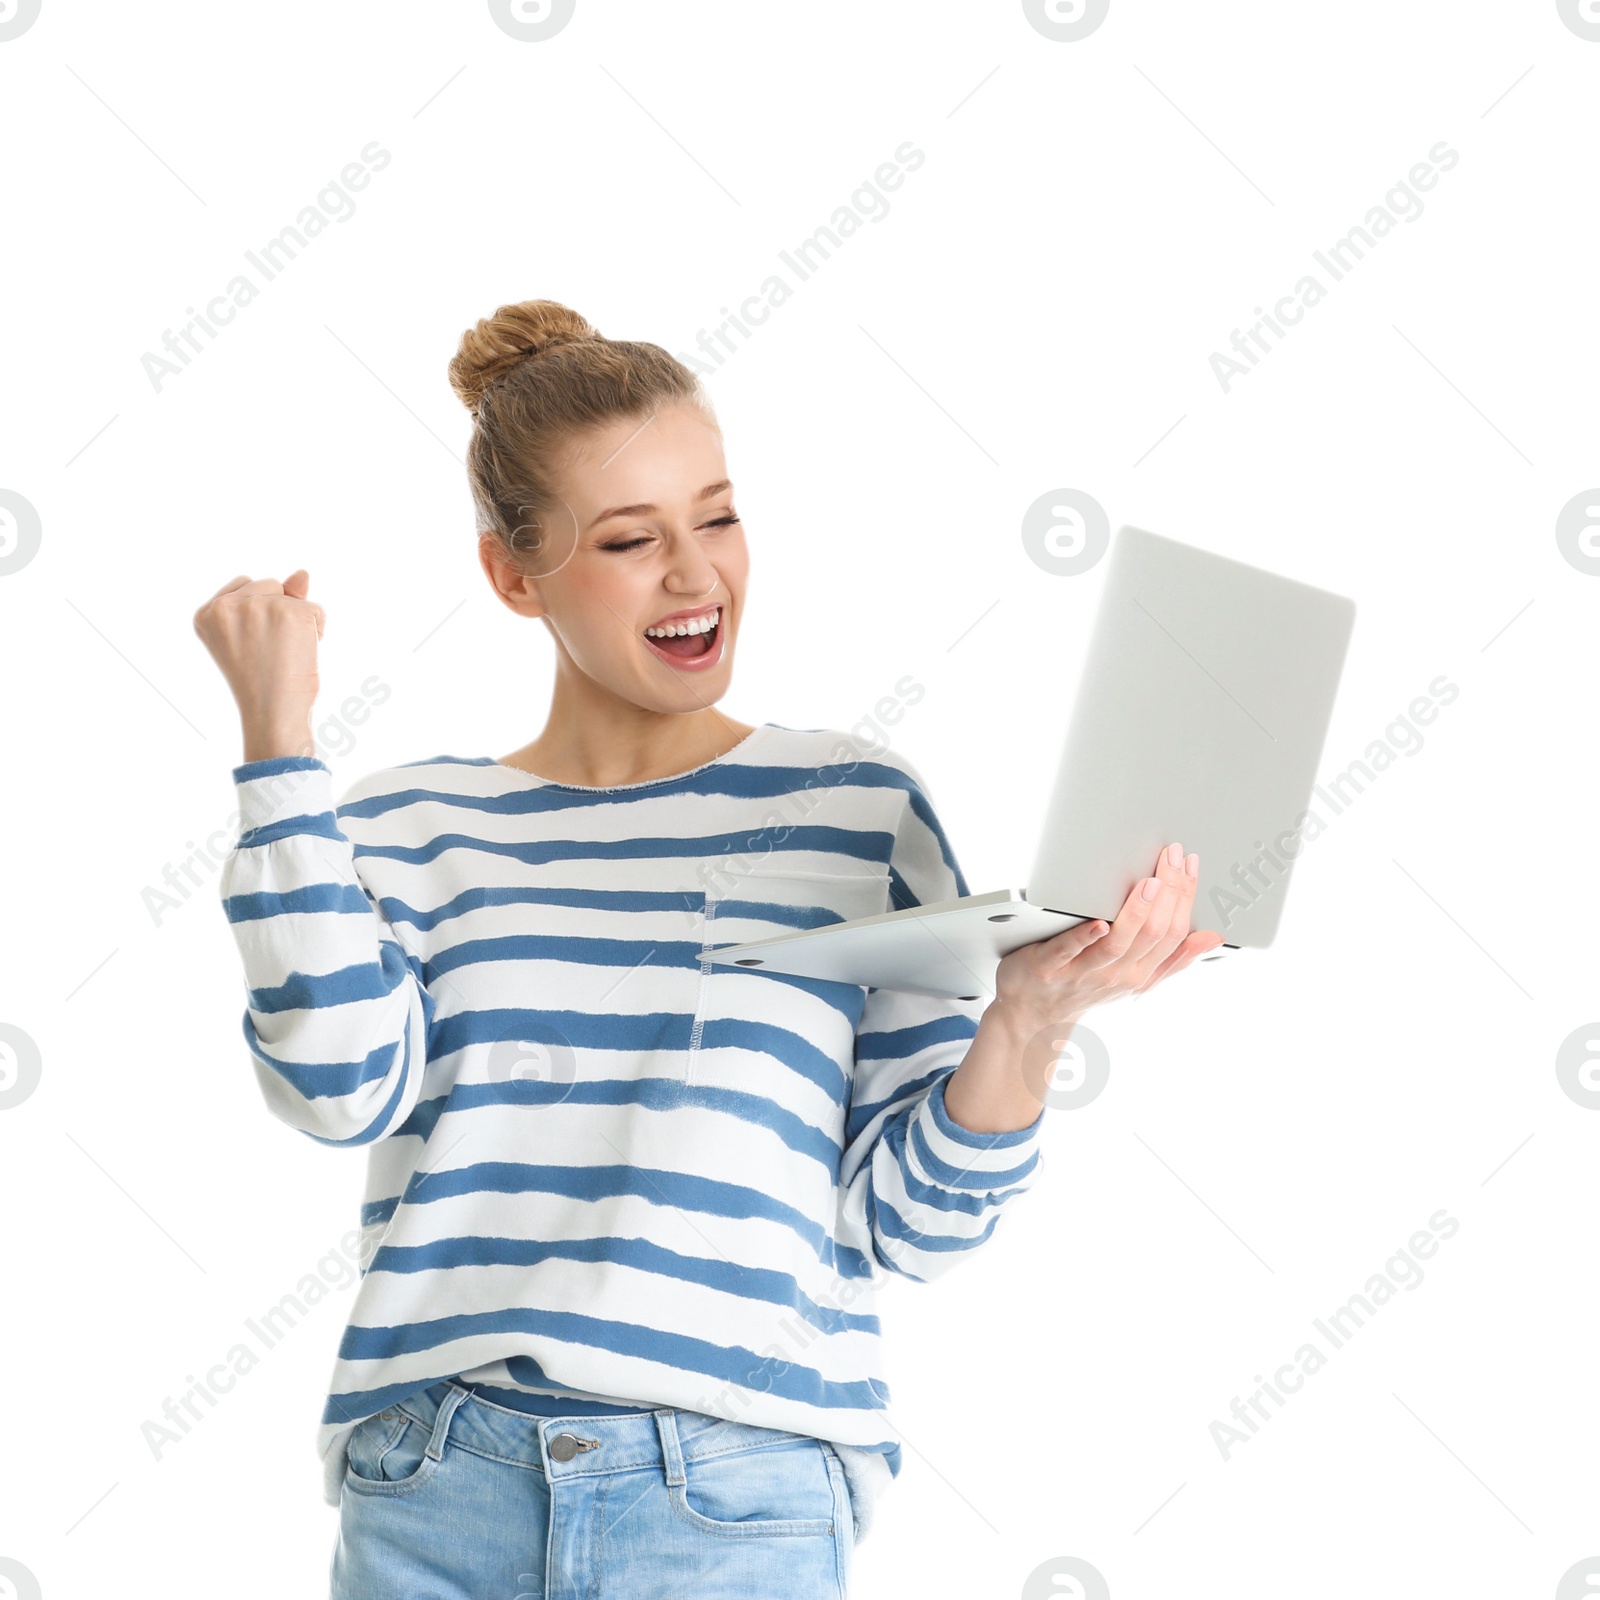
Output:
top-left (217, 755), bottom-right (433, 1147)
top-left (838, 756), bottom-right (1046, 1284)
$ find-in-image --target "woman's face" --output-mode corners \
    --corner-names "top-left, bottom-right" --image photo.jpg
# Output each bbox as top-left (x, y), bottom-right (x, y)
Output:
top-left (483, 401), bottom-right (748, 714)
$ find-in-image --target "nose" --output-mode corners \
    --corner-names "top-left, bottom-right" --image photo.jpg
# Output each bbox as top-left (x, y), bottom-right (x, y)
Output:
top-left (664, 541), bottom-right (720, 598)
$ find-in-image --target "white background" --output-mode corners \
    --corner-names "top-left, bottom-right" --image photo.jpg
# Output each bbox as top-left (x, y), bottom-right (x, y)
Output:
top-left (1, 2), bottom-right (1596, 1597)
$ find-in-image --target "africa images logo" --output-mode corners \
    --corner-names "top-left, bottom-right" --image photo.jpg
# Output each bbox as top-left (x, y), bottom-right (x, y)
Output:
top-left (1021, 0), bottom-right (1110, 43)
top-left (0, 0), bottom-right (42, 43)
top-left (488, 0), bottom-right (576, 42)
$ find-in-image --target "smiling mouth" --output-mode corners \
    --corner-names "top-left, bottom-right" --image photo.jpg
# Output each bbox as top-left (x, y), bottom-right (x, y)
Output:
top-left (642, 605), bottom-right (721, 662)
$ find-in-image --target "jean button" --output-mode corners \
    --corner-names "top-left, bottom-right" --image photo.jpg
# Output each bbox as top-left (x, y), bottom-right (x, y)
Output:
top-left (548, 1432), bottom-right (594, 1462)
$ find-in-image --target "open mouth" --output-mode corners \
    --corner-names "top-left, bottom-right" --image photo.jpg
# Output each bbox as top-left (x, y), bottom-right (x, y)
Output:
top-left (642, 604), bottom-right (722, 666)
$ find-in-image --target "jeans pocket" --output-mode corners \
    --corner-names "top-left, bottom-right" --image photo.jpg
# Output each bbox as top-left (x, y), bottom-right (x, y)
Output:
top-left (820, 1443), bottom-right (856, 1588)
top-left (343, 1408), bottom-right (444, 1498)
top-left (669, 1438), bottom-right (838, 1539)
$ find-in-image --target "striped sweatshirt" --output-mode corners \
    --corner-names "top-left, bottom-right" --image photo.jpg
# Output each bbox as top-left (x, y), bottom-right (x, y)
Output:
top-left (217, 722), bottom-right (1046, 1538)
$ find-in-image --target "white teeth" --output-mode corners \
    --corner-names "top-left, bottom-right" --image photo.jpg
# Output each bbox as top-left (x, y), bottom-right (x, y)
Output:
top-left (645, 606), bottom-right (720, 639)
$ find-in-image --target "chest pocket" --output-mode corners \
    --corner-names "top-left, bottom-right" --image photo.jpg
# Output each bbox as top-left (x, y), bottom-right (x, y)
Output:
top-left (690, 863), bottom-right (890, 1098)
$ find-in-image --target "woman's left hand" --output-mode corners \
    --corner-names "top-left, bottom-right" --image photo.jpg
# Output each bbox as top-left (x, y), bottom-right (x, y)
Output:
top-left (991, 840), bottom-right (1226, 1032)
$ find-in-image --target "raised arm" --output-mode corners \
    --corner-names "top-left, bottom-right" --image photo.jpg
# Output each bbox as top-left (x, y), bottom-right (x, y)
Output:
top-left (196, 571), bottom-right (431, 1145)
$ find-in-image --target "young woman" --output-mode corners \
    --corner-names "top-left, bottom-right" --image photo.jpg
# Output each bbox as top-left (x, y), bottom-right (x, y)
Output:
top-left (193, 298), bottom-right (1221, 1599)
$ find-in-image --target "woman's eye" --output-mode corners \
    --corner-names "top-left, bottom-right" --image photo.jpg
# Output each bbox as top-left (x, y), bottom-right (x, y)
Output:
top-left (601, 514), bottom-right (737, 552)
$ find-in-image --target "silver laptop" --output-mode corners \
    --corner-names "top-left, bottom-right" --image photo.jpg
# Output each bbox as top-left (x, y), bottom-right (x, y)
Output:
top-left (706, 526), bottom-right (1357, 999)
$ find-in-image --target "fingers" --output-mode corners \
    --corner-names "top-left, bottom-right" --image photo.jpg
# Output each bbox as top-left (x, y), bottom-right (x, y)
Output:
top-left (1158, 851), bottom-right (1196, 947)
top-left (280, 572), bottom-right (319, 637)
top-left (1113, 844), bottom-right (1190, 966)
top-left (206, 571), bottom-right (309, 603)
top-left (194, 572), bottom-right (321, 643)
top-left (1030, 840), bottom-right (1220, 1014)
top-left (1126, 840), bottom-right (1197, 964)
top-left (1075, 872), bottom-right (1161, 971)
top-left (1039, 916), bottom-right (1111, 970)
top-left (195, 573), bottom-right (265, 636)
top-left (1168, 852), bottom-right (1202, 950)
top-left (1077, 840), bottom-right (1205, 988)
top-left (1138, 928), bottom-right (1225, 993)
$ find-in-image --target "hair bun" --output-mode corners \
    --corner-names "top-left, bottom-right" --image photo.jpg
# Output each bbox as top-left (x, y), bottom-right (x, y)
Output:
top-left (448, 299), bottom-right (601, 415)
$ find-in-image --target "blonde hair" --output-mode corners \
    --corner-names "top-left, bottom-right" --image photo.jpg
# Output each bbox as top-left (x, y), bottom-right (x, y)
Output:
top-left (448, 298), bottom-right (714, 568)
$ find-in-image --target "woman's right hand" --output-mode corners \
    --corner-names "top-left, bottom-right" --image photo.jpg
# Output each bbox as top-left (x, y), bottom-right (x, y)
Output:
top-left (193, 569), bottom-right (326, 762)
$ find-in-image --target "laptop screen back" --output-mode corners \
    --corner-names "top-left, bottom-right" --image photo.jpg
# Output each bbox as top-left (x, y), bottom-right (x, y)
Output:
top-left (1026, 527), bottom-right (1356, 947)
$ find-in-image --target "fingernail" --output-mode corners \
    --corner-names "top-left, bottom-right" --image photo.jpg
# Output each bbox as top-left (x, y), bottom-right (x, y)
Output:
top-left (1185, 853), bottom-right (1198, 879)
top-left (1166, 842), bottom-right (1183, 869)
top-left (1141, 876), bottom-right (1161, 902)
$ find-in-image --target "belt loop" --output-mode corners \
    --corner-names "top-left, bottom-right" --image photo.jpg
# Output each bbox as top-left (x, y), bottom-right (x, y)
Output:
top-left (653, 1409), bottom-right (686, 1487)
top-left (425, 1382), bottom-right (471, 1462)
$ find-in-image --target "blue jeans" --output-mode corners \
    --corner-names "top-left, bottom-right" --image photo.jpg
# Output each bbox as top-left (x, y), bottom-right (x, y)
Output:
top-left (330, 1380), bottom-right (856, 1598)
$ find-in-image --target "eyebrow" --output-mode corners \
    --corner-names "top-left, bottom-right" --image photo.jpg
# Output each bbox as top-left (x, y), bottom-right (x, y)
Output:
top-left (585, 481), bottom-right (733, 533)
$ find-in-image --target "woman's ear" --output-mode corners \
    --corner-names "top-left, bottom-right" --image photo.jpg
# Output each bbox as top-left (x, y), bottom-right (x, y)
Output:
top-left (478, 530), bottom-right (548, 620)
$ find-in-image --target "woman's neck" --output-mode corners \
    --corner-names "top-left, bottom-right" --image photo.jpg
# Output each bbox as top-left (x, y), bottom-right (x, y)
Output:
top-left (499, 702), bottom-right (756, 787)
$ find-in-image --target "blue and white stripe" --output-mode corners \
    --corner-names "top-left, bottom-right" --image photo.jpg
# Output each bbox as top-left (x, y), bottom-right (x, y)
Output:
top-left (217, 723), bottom-right (1046, 1524)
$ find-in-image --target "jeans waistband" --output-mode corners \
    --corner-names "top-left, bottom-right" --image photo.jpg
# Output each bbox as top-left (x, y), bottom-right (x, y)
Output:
top-left (387, 1379), bottom-right (831, 1482)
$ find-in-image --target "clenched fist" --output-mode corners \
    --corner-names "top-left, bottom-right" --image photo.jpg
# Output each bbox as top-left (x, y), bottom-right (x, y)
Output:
top-left (193, 569), bottom-right (326, 762)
